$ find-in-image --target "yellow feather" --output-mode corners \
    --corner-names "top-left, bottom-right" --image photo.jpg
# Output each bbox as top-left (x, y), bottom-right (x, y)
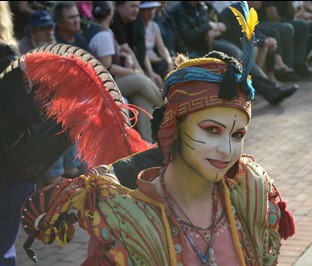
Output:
top-left (247, 8), bottom-right (259, 40)
top-left (229, 6), bottom-right (248, 35)
top-left (229, 6), bottom-right (259, 40)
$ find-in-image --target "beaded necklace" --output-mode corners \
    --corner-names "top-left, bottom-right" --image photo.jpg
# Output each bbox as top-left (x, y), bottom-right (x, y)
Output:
top-left (160, 174), bottom-right (219, 266)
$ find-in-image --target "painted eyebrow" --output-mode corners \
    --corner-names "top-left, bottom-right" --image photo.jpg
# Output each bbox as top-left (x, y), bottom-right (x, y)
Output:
top-left (199, 119), bottom-right (226, 129)
top-left (199, 119), bottom-right (247, 131)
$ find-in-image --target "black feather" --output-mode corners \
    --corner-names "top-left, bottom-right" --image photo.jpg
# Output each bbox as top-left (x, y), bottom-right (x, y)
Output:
top-left (219, 63), bottom-right (238, 100)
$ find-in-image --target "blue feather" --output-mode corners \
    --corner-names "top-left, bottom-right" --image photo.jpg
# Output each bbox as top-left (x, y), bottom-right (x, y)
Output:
top-left (239, 1), bottom-right (249, 20)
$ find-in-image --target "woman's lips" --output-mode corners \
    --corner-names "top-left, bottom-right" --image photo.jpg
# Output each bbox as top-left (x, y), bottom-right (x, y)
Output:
top-left (208, 159), bottom-right (229, 169)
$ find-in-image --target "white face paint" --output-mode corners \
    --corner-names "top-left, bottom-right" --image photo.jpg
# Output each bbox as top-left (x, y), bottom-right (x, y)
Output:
top-left (176, 107), bottom-right (249, 183)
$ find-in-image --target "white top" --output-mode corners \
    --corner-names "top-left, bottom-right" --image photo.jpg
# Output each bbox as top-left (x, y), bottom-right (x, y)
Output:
top-left (145, 20), bottom-right (160, 59)
top-left (89, 28), bottom-right (115, 58)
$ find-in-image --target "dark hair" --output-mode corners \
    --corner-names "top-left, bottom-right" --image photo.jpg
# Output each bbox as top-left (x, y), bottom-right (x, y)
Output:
top-left (151, 105), bottom-right (166, 144)
top-left (52, 1), bottom-right (77, 23)
top-left (92, 1), bottom-right (114, 19)
top-left (114, 1), bottom-right (127, 8)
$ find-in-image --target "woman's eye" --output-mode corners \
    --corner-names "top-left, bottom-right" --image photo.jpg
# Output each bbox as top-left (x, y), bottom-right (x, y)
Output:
top-left (205, 127), bottom-right (219, 135)
top-left (232, 131), bottom-right (246, 140)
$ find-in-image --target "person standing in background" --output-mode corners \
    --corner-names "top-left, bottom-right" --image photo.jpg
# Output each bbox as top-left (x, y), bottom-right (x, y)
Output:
top-left (0, 2), bottom-right (35, 265)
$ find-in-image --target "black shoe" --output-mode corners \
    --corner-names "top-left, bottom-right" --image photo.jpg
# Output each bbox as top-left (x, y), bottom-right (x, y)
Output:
top-left (270, 84), bottom-right (298, 105)
top-left (274, 69), bottom-right (300, 82)
top-left (293, 64), bottom-right (312, 77)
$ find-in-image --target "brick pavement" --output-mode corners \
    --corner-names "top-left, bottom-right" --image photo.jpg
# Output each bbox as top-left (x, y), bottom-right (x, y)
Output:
top-left (15, 79), bottom-right (312, 265)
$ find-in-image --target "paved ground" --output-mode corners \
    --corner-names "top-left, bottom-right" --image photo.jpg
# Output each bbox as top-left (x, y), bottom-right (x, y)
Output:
top-left (15, 78), bottom-right (312, 265)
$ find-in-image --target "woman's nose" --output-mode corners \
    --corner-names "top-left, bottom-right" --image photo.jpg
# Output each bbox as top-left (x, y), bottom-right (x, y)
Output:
top-left (216, 138), bottom-right (232, 156)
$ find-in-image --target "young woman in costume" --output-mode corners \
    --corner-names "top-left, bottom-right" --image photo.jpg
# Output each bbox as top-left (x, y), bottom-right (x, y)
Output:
top-left (3, 2), bottom-right (295, 265)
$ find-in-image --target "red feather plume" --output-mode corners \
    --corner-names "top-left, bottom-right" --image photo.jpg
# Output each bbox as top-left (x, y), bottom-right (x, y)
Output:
top-left (20, 45), bottom-right (152, 168)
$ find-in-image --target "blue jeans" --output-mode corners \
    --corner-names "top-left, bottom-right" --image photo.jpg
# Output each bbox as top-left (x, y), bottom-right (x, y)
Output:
top-left (0, 179), bottom-right (34, 266)
top-left (45, 144), bottom-right (82, 177)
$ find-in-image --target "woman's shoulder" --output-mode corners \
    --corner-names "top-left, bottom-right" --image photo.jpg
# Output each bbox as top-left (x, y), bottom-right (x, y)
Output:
top-left (239, 154), bottom-right (268, 175)
top-left (93, 173), bottom-right (161, 206)
top-left (230, 155), bottom-right (274, 188)
top-left (89, 29), bottom-right (113, 45)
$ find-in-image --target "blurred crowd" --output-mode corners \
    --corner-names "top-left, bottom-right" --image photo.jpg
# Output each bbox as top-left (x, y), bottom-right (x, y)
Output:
top-left (8, 1), bottom-right (312, 144)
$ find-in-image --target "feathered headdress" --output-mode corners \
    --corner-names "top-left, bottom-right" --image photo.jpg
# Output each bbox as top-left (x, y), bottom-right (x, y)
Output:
top-left (0, 44), bottom-right (152, 168)
top-left (229, 1), bottom-right (258, 90)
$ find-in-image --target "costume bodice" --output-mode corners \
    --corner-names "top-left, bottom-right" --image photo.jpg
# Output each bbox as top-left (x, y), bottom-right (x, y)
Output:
top-left (77, 156), bottom-right (281, 265)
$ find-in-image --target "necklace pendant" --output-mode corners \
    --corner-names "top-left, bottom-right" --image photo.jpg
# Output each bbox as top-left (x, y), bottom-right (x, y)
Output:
top-left (197, 250), bottom-right (209, 264)
top-left (208, 248), bottom-right (215, 260)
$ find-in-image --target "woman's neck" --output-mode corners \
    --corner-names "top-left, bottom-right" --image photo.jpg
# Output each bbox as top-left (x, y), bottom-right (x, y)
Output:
top-left (141, 18), bottom-right (149, 27)
top-left (164, 163), bottom-right (215, 202)
top-left (94, 18), bottom-right (110, 30)
top-left (158, 164), bottom-right (219, 228)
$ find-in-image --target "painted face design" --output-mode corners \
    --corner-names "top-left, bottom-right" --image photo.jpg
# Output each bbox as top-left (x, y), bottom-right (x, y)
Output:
top-left (177, 107), bottom-right (248, 183)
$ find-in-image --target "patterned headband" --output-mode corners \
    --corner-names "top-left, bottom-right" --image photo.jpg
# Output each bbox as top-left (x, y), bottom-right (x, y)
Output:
top-left (163, 58), bottom-right (253, 120)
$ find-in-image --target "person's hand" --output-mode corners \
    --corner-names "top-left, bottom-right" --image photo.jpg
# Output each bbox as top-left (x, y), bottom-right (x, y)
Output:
top-left (209, 22), bottom-right (226, 33)
top-left (217, 22), bottom-right (227, 32)
top-left (265, 37), bottom-right (278, 51)
top-left (124, 55), bottom-right (135, 69)
top-left (148, 71), bottom-right (163, 88)
top-left (167, 61), bottom-right (175, 72)
top-left (149, 55), bottom-right (163, 63)
top-left (205, 29), bottom-right (219, 51)
top-left (132, 68), bottom-right (143, 75)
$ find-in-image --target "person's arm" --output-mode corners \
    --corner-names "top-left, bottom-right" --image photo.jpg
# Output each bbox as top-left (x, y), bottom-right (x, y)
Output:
top-left (208, 21), bottom-right (227, 38)
top-left (265, 6), bottom-right (282, 21)
top-left (98, 54), bottom-right (137, 78)
top-left (119, 43), bottom-right (143, 71)
top-left (144, 54), bottom-right (163, 87)
top-left (154, 28), bottom-right (174, 72)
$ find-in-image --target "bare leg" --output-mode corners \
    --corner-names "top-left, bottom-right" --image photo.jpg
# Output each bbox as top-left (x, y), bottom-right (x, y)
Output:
top-left (255, 46), bottom-right (268, 69)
